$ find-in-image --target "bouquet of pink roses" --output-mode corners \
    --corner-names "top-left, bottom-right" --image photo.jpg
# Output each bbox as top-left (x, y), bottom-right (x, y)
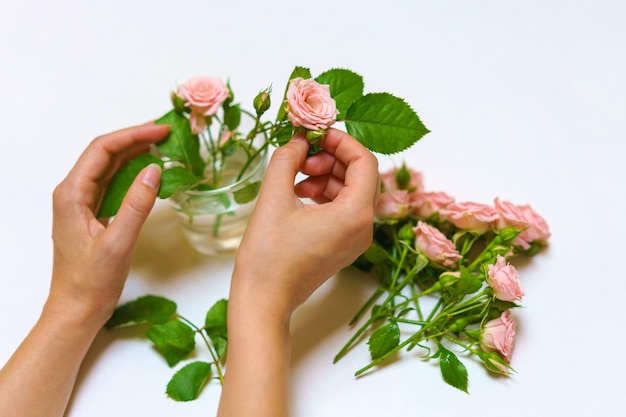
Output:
top-left (334, 164), bottom-right (550, 392)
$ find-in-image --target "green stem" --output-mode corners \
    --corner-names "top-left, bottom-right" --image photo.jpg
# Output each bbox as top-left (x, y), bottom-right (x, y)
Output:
top-left (178, 315), bottom-right (225, 385)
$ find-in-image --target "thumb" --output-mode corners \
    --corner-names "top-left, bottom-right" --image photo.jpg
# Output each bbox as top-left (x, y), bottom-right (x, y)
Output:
top-left (261, 135), bottom-right (309, 193)
top-left (106, 163), bottom-right (161, 250)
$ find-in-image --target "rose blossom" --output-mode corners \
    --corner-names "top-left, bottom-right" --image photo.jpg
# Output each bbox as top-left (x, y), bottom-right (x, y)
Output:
top-left (413, 221), bottom-right (462, 268)
top-left (439, 201), bottom-right (498, 234)
top-left (487, 255), bottom-right (524, 302)
top-left (481, 310), bottom-right (516, 362)
top-left (375, 190), bottom-right (411, 220)
top-left (411, 191), bottom-right (454, 218)
top-left (286, 77), bottom-right (338, 131)
top-left (177, 76), bottom-right (230, 133)
top-left (380, 167), bottom-right (423, 192)
top-left (514, 204), bottom-right (551, 250)
top-left (493, 197), bottom-right (529, 231)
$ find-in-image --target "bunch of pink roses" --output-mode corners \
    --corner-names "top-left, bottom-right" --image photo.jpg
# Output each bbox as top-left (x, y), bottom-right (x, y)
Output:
top-left (336, 164), bottom-right (550, 392)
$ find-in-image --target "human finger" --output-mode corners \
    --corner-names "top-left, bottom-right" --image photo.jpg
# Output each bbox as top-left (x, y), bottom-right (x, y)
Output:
top-left (299, 150), bottom-right (347, 179)
top-left (257, 135), bottom-right (309, 203)
top-left (294, 174), bottom-right (346, 202)
top-left (103, 163), bottom-right (161, 254)
top-left (318, 129), bottom-right (379, 207)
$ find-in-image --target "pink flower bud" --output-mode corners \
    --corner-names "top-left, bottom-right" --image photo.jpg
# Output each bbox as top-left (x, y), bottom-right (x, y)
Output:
top-left (413, 221), bottom-right (462, 268)
top-left (439, 201), bottom-right (498, 234)
top-left (286, 77), bottom-right (338, 131)
top-left (487, 255), bottom-right (524, 302)
top-left (481, 310), bottom-right (517, 362)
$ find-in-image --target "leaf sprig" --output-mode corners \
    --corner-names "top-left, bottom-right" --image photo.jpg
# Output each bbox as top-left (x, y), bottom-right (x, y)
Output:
top-left (106, 296), bottom-right (228, 401)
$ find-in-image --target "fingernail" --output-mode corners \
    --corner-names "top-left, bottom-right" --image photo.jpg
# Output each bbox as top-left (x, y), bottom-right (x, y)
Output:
top-left (140, 163), bottom-right (162, 190)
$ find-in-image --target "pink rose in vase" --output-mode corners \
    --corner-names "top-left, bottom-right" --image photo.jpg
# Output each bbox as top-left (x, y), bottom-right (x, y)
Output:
top-left (481, 310), bottom-right (517, 362)
top-left (286, 77), bottom-right (338, 131)
top-left (439, 201), bottom-right (498, 234)
top-left (487, 255), bottom-right (524, 302)
top-left (413, 221), bottom-right (462, 268)
top-left (177, 76), bottom-right (230, 134)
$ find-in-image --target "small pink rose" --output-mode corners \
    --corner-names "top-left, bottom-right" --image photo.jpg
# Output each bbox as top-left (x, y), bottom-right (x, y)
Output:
top-left (177, 76), bottom-right (230, 133)
top-left (493, 197), bottom-right (529, 231)
top-left (439, 201), bottom-right (498, 234)
top-left (286, 77), bottom-right (338, 131)
top-left (375, 190), bottom-right (411, 220)
top-left (514, 204), bottom-right (551, 250)
top-left (413, 221), bottom-right (462, 268)
top-left (481, 310), bottom-right (516, 362)
top-left (411, 191), bottom-right (455, 218)
top-left (487, 255), bottom-right (524, 302)
top-left (380, 166), bottom-right (423, 192)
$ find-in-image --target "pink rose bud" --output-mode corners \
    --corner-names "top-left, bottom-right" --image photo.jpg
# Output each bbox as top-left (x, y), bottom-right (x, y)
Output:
top-left (481, 310), bottom-right (517, 362)
top-left (413, 221), bottom-right (462, 268)
top-left (493, 197), bottom-right (529, 231)
top-left (375, 190), bottom-right (411, 220)
top-left (439, 201), bottom-right (498, 234)
top-left (286, 77), bottom-right (338, 132)
top-left (410, 191), bottom-right (454, 218)
top-left (380, 166), bottom-right (423, 192)
top-left (487, 255), bottom-right (524, 302)
top-left (253, 89), bottom-right (271, 115)
top-left (514, 204), bottom-right (551, 250)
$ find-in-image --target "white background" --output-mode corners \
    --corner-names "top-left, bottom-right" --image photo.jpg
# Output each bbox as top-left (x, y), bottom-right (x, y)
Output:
top-left (1, 0), bottom-right (625, 416)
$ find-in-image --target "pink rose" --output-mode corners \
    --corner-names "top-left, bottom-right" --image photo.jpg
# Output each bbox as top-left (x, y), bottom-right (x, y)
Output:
top-left (514, 204), bottom-right (551, 250)
top-left (286, 77), bottom-right (338, 131)
top-left (439, 201), bottom-right (498, 234)
top-left (411, 191), bottom-right (454, 218)
top-left (413, 221), bottom-right (461, 268)
top-left (487, 255), bottom-right (524, 302)
top-left (177, 76), bottom-right (230, 133)
top-left (380, 167), bottom-right (423, 192)
top-left (493, 198), bottom-right (529, 231)
top-left (481, 310), bottom-right (516, 362)
top-left (375, 190), bottom-right (411, 220)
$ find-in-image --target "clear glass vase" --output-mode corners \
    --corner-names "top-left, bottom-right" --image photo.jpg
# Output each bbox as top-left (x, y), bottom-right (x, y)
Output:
top-left (168, 142), bottom-right (268, 256)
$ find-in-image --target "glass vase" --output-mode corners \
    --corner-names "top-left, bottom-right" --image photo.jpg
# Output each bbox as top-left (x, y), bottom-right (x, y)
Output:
top-left (168, 142), bottom-right (268, 256)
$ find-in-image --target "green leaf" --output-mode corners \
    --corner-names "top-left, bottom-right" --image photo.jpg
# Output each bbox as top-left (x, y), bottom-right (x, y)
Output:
top-left (438, 345), bottom-right (469, 393)
top-left (345, 92), bottom-right (429, 155)
top-left (155, 110), bottom-right (205, 176)
top-left (223, 103), bottom-right (242, 131)
top-left (147, 320), bottom-right (196, 367)
top-left (205, 299), bottom-right (228, 359)
top-left (315, 68), bottom-right (364, 119)
top-left (166, 361), bottom-right (211, 402)
top-left (106, 295), bottom-right (176, 329)
top-left (367, 321), bottom-right (400, 360)
top-left (97, 153), bottom-right (162, 218)
top-left (275, 66), bottom-right (312, 123)
top-left (362, 240), bottom-right (390, 264)
top-left (233, 181), bottom-right (261, 204)
top-left (158, 166), bottom-right (199, 199)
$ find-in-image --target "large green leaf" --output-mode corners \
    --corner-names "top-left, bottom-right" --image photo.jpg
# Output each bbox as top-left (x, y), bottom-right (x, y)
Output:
top-left (205, 299), bottom-right (228, 359)
top-left (315, 68), bottom-right (364, 119)
top-left (345, 92), bottom-right (430, 155)
top-left (155, 110), bottom-right (205, 175)
top-left (106, 295), bottom-right (176, 329)
top-left (438, 345), bottom-right (469, 393)
top-left (275, 66), bottom-right (312, 123)
top-left (166, 361), bottom-right (212, 402)
top-left (367, 321), bottom-right (400, 360)
top-left (147, 320), bottom-right (196, 367)
top-left (233, 181), bottom-right (261, 204)
top-left (158, 166), bottom-right (199, 199)
top-left (97, 153), bottom-right (162, 218)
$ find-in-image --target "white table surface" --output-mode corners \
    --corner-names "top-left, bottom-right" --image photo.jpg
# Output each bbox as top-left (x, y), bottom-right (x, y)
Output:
top-left (1, 1), bottom-right (625, 416)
